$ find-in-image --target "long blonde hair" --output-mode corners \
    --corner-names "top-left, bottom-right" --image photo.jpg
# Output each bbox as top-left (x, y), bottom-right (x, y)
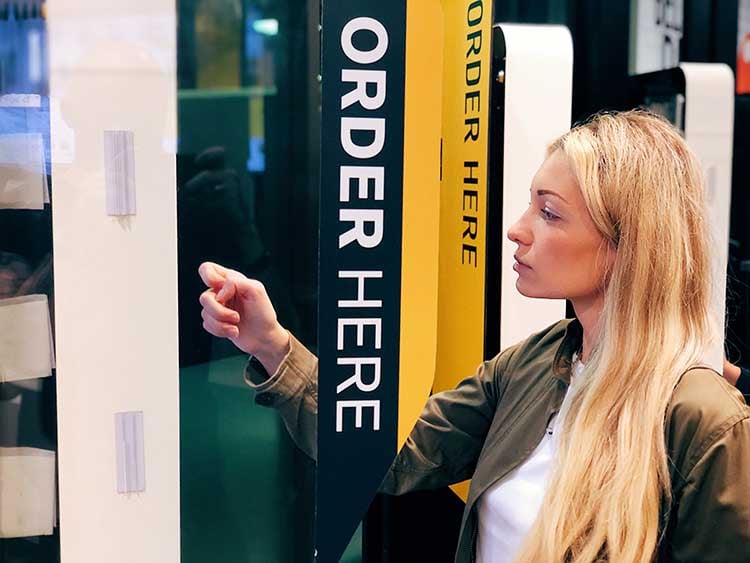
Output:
top-left (514, 110), bottom-right (714, 562)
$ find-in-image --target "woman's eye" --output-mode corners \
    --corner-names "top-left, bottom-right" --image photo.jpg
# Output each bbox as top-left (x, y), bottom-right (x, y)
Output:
top-left (540, 207), bottom-right (559, 221)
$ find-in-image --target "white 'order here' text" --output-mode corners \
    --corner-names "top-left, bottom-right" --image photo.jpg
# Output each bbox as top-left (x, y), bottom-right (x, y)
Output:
top-left (335, 16), bottom-right (389, 433)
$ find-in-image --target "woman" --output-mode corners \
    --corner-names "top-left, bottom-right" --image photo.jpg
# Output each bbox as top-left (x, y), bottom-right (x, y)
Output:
top-left (198, 110), bottom-right (750, 562)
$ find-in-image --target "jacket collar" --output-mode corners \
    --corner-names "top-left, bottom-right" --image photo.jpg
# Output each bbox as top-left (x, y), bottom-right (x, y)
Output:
top-left (552, 317), bottom-right (583, 382)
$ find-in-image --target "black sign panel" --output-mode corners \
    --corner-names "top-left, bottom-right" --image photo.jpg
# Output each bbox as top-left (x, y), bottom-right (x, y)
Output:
top-left (317, 1), bottom-right (406, 561)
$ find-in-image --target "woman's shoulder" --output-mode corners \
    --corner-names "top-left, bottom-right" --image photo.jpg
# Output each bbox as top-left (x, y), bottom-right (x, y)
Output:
top-left (491, 318), bottom-right (574, 383)
top-left (669, 367), bottom-right (749, 423)
top-left (666, 367), bottom-right (750, 483)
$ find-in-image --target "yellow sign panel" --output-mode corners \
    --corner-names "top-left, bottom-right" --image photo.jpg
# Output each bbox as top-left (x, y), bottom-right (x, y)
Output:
top-left (436, 0), bottom-right (493, 500)
top-left (397, 0), bottom-right (443, 449)
top-left (397, 0), bottom-right (493, 502)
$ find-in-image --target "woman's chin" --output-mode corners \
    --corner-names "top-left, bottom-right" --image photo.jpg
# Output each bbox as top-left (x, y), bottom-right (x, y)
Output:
top-left (515, 279), bottom-right (557, 299)
top-left (515, 279), bottom-right (533, 297)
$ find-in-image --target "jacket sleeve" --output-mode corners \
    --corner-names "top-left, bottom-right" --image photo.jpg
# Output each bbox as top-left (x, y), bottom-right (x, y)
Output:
top-left (244, 333), bottom-right (515, 496)
top-left (670, 414), bottom-right (750, 562)
top-left (243, 332), bottom-right (319, 460)
top-left (379, 347), bottom-right (514, 495)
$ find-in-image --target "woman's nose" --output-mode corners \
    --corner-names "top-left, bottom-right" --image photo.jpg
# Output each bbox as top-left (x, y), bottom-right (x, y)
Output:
top-left (507, 215), bottom-right (532, 246)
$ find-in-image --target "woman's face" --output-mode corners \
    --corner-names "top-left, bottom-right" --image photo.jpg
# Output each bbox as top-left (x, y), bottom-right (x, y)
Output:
top-left (507, 150), bottom-right (615, 303)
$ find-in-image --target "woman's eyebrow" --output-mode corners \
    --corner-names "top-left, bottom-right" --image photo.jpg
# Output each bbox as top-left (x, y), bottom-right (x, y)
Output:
top-left (534, 188), bottom-right (568, 203)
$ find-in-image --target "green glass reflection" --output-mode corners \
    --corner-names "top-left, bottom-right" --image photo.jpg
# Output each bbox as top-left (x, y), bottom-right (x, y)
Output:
top-left (177, 0), bottom-right (345, 561)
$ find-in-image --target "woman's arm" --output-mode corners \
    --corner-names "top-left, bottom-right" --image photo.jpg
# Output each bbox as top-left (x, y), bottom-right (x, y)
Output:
top-left (245, 336), bottom-right (513, 495)
top-left (243, 332), bottom-right (513, 495)
top-left (669, 415), bottom-right (750, 561)
top-left (379, 347), bottom-right (513, 495)
top-left (243, 332), bottom-right (319, 459)
top-left (198, 261), bottom-right (512, 494)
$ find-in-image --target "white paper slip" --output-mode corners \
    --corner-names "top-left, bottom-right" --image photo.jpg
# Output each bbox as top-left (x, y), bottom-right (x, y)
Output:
top-left (0, 133), bottom-right (47, 210)
top-left (103, 130), bottom-right (137, 216)
top-left (0, 447), bottom-right (57, 538)
top-left (0, 294), bottom-right (53, 383)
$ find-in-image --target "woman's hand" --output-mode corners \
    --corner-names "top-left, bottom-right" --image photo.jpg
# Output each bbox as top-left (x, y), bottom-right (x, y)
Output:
top-left (198, 261), bottom-right (290, 374)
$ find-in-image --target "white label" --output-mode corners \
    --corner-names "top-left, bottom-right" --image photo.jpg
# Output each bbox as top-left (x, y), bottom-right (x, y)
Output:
top-left (103, 130), bottom-right (137, 216)
top-left (115, 411), bottom-right (146, 494)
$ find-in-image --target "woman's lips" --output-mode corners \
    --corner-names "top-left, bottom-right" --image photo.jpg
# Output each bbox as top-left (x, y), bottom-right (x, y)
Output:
top-left (513, 255), bottom-right (531, 271)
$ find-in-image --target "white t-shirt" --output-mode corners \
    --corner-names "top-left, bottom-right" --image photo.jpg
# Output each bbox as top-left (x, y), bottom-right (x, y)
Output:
top-left (475, 357), bottom-right (584, 563)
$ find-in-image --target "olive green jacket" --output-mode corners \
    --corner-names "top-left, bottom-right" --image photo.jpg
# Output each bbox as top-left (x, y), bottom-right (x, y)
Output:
top-left (244, 319), bottom-right (750, 562)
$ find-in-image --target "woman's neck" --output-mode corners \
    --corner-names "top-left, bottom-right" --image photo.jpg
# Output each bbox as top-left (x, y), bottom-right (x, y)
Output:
top-left (571, 292), bottom-right (605, 363)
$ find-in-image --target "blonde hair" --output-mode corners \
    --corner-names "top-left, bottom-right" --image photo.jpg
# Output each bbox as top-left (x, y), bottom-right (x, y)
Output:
top-left (514, 110), bottom-right (714, 562)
